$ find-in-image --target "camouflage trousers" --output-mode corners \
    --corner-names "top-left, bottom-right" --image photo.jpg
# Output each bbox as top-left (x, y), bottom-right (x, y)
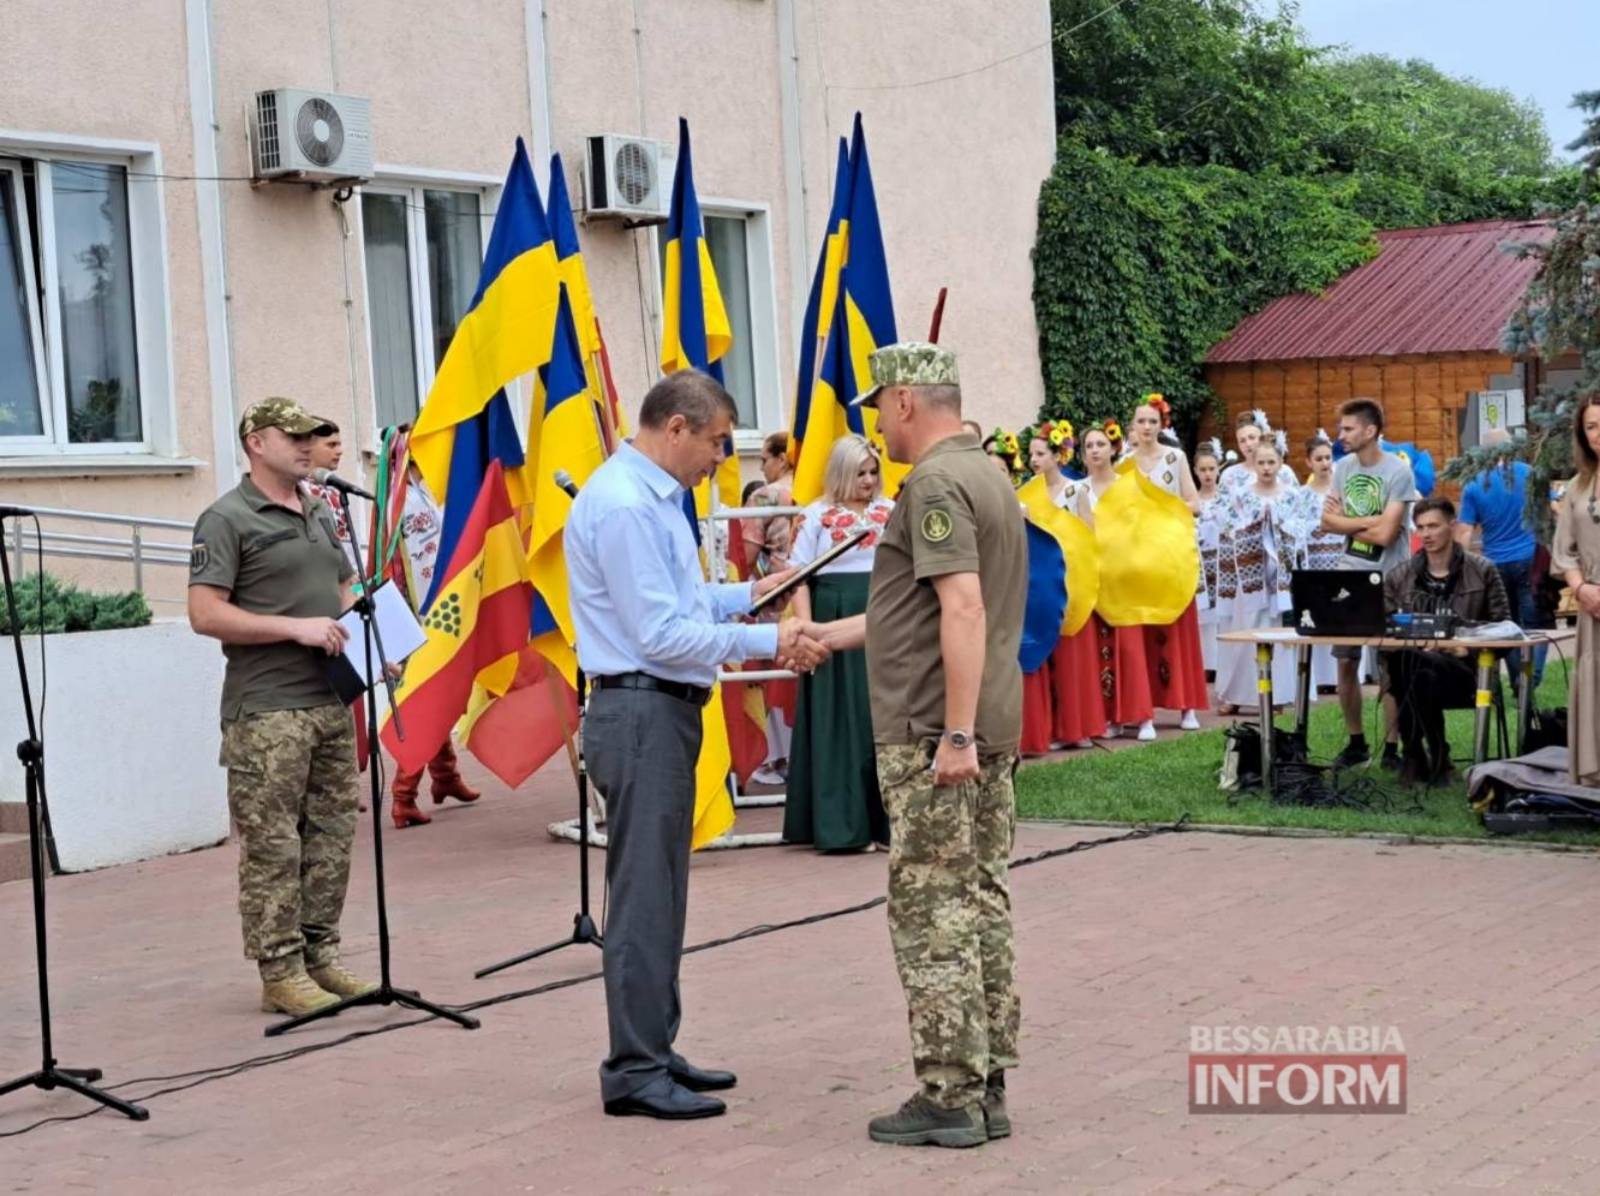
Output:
top-left (877, 741), bottom-right (1020, 1110)
top-left (221, 703), bottom-right (359, 979)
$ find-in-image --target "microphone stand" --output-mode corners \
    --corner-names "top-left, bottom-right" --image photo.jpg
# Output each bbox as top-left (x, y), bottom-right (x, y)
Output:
top-left (0, 514), bottom-right (148, 1119)
top-left (267, 487), bottom-right (478, 1036)
top-left (474, 663), bottom-right (601, 978)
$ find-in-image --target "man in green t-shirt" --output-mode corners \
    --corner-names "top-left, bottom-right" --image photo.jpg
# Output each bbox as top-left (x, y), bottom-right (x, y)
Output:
top-left (188, 397), bottom-right (376, 1017)
top-left (806, 343), bottom-right (1028, 1149)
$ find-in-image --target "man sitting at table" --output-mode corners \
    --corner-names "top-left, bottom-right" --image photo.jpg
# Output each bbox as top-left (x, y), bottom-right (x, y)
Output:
top-left (1381, 497), bottom-right (1511, 786)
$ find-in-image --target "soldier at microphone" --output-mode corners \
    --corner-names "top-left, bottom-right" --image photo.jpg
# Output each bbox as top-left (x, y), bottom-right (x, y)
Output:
top-left (188, 397), bottom-right (378, 1017)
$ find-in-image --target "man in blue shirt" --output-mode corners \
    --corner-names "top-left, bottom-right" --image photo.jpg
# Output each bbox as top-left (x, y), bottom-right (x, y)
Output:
top-left (566, 369), bottom-right (826, 1121)
top-left (1455, 429), bottom-right (1546, 686)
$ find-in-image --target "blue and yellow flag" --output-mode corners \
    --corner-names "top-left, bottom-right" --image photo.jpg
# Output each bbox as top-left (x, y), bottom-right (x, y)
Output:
top-left (660, 117), bottom-right (742, 548)
top-left (789, 138), bottom-right (855, 504)
top-left (409, 137), bottom-right (561, 512)
top-left (528, 284), bottom-right (608, 647)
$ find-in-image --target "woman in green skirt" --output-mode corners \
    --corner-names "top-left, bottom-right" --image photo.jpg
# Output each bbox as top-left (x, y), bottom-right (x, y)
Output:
top-left (784, 435), bottom-right (895, 851)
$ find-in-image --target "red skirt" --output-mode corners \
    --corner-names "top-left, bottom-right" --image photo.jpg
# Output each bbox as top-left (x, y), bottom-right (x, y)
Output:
top-left (1051, 625), bottom-right (1107, 743)
top-left (1020, 665), bottom-right (1054, 756)
top-left (1096, 602), bottom-right (1209, 725)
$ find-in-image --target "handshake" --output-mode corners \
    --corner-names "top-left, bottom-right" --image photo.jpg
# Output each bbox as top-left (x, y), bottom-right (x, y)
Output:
top-left (776, 617), bottom-right (832, 673)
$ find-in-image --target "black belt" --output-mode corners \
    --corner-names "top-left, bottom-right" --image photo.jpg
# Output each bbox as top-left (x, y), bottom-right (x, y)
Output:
top-left (593, 672), bottom-right (712, 707)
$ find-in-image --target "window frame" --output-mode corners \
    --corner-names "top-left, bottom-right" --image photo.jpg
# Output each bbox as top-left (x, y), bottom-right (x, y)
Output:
top-left (0, 158), bottom-right (53, 447)
top-left (356, 166), bottom-right (499, 442)
top-left (650, 198), bottom-right (786, 453)
top-left (0, 132), bottom-right (178, 462)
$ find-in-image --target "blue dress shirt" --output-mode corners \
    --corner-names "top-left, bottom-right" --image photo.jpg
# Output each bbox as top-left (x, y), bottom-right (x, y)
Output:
top-left (565, 442), bottom-right (779, 686)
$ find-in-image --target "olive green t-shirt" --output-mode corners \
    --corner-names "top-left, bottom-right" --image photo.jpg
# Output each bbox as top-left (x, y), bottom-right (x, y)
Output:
top-left (189, 477), bottom-right (354, 719)
top-left (865, 432), bottom-right (1027, 752)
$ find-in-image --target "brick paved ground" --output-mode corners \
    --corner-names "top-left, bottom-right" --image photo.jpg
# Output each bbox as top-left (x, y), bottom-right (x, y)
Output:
top-left (4, 752), bottom-right (1600, 1194)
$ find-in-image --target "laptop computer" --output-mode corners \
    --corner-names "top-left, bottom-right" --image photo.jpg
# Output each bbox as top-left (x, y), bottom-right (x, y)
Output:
top-left (1290, 569), bottom-right (1385, 637)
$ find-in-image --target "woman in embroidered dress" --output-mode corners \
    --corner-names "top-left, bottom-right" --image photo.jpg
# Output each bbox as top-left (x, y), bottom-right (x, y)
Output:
top-left (1193, 439), bottom-right (1225, 676)
top-left (1221, 409), bottom-right (1298, 495)
top-left (783, 435), bottom-right (894, 851)
top-left (1018, 421), bottom-right (1105, 753)
top-left (1214, 435), bottom-right (1303, 712)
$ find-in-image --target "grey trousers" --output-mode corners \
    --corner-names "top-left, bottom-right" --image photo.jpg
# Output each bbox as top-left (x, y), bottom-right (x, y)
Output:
top-left (584, 685), bottom-right (704, 1102)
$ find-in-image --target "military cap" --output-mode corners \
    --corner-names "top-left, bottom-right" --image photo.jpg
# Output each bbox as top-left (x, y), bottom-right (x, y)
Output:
top-left (852, 341), bottom-right (960, 408)
top-left (238, 397), bottom-right (336, 440)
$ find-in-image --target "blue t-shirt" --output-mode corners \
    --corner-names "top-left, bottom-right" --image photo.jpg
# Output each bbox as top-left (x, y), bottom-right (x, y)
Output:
top-left (1459, 462), bottom-right (1535, 563)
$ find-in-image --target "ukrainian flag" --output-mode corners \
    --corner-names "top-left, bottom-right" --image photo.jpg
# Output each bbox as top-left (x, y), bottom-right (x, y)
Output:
top-left (658, 116), bottom-right (740, 849)
top-left (527, 284), bottom-right (607, 646)
top-left (408, 136), bottom-right (561, 514)
top-left (789, 138), bottom-right (855, 504)
top-left (1018, 476), bottom-right (1099, 635)
top-left (660, 117), bottom-right (742, 542)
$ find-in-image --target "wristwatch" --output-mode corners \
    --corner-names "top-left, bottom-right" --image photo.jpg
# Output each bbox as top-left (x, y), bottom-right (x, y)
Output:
top-left (942, 729), bottom-right (975, 749)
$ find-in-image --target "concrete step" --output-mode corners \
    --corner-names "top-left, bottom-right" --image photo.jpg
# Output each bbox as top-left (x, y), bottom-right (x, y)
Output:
top-left (0, 801), bottom-right (26, 835)
top-left (0, 831), bottom-right (30, 885)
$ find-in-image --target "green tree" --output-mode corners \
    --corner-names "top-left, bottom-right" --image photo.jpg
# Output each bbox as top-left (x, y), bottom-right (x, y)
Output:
top-left (1445, 94), bottom-right (1600, 531)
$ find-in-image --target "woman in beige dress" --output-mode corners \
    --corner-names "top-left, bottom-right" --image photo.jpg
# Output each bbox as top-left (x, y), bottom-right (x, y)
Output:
top-left (1552, 393), bottom-right (1600, 786)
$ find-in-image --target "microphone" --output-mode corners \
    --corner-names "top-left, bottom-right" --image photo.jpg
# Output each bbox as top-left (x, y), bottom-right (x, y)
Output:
top-left (553, 469), bottom-right (580, 500)
top-left (312, 468), bottom-right (376, 501)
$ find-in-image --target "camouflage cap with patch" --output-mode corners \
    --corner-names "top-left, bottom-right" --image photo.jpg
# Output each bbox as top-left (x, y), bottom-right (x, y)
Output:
top-left (237, 397), bottom-right (335, 440)
top-left (851, 341), bottom-right (960, 408)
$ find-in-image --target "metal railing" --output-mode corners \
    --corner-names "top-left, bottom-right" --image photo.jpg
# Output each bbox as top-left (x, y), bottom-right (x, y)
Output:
top-left (7, 505), bottom-right (194, 595)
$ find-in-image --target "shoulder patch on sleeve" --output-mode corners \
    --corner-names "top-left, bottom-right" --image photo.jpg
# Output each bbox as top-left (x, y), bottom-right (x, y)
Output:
top-left (190, 541), bottom-right (209, 574)
top-left (921, 508), bottom-right (953, 543)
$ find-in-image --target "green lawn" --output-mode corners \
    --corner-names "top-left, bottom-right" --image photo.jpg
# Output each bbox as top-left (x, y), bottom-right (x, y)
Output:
top-left (1014, 661), bottom-right (1597, 845)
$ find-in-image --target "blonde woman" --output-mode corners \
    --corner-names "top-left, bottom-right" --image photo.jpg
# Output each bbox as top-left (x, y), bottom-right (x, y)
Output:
top-left (784, 436), bottom-right (894, 851)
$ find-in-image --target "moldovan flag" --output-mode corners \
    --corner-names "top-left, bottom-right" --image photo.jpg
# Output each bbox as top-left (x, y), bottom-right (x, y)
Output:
top-left (381, 461), bottom-right (533, 774)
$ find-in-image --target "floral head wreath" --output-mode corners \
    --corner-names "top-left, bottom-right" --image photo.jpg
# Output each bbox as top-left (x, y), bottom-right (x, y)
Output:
top-left (1273, 429), bottom-right (1288, 455)
top-left (1102, 418), bottom-right (1124, 444)
top-left (1141, 392), bottom-right (1172, 428)
top-left (1250, 408), bottom-right (1270, 431)
top-left (1198, 436), bottom-right (1223, 463)
top-left (1036, 419), bottom-right (1077, 462)
top-left (986, 426), bottom-right (1024, 475)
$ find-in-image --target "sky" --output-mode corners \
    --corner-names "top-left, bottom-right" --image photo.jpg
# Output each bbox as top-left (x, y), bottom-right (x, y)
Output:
top-left (1292, 0), bottom-right (1596, 161)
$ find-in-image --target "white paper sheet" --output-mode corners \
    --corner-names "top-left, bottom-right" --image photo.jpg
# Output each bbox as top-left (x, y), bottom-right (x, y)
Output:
top-left (338, 580), bottom-right (427, 688)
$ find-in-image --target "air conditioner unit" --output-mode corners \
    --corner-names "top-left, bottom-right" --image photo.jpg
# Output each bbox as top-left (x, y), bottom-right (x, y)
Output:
top-left (583, 134), bottom-right (670, 222)
top-left (251, 89), bottom-right (374, 185)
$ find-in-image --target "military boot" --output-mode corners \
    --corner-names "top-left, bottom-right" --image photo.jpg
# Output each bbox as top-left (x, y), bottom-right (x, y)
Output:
top-left (261, 972), bottom-right (339, 1016)
top-left (983, 1070), bottom-right (1011, 1140)
top-left (867, 1093), bottom-right (987, 1148)
top-left (307, 961), bottom-right (378, 999)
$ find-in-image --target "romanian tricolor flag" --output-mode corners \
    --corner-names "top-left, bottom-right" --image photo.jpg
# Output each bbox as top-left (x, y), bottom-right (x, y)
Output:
top-left (789, 138), bottom-right (854, 504)
top-left (381, 461), bottom-right (533, 774)
top-left (408, 136), bottom-right (561, 530)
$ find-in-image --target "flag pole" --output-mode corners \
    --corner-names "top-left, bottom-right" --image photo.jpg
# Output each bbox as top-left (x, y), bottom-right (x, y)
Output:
top-left (927, 286), bottom-right (948, 343)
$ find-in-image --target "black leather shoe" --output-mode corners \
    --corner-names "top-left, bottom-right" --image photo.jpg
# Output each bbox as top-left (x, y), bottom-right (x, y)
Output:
top-left (604, 1083), bottom-right (726, 1120)
top-left (670, 1060), bottom-right (738, 1092)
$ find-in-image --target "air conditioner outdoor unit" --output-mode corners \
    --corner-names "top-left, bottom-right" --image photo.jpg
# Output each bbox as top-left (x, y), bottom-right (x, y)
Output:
top-left (583, 134), bottom-right (670, 222)
top-left (251, 89), bottom-right (374, 185)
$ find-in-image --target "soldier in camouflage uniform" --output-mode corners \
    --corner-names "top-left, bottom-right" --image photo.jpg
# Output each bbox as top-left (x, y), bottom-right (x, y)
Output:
top-left (810, 344), bottom-right (1028, 1147)
top-left (188, 397), bottom-right (377, 1016)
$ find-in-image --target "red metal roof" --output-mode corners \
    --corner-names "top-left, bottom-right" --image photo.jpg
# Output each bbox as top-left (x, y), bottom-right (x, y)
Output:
top-left (1205, 219), bottom-right (1553, 364)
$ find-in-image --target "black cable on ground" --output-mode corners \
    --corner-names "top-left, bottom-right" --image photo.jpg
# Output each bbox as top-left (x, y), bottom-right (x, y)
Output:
top-left (0, 818), bottom-right (1186, 1141)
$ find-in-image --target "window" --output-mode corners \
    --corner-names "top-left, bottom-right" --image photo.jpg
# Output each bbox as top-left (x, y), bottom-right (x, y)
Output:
top-left (360, 185), bottom-right (485, 430)
top-left (656, 205), bottom-right (783, 439)
top-left (0, 157), bottom-right (145, 449)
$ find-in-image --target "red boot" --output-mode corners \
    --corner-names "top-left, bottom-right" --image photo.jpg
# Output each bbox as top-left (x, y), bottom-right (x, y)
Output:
top-left (391, 766), bottom-right (433, 829)
top-left (428, 741), bottom-right (480, 806)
